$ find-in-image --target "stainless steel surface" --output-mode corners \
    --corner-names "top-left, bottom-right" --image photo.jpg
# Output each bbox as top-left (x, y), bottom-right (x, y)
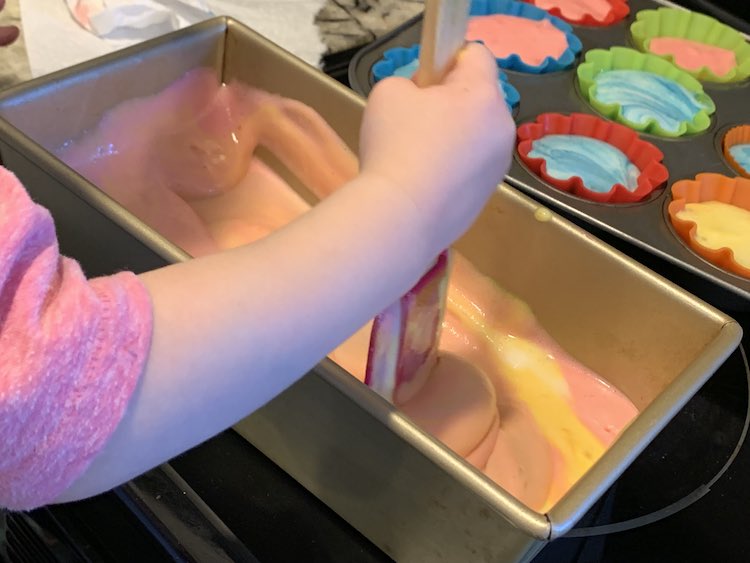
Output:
top-left (348, 0), bottom-right (750, 309)
top-left (0, 16), bottom-right (742, 562)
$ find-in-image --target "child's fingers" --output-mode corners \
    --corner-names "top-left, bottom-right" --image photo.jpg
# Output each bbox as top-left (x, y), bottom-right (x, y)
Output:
top-left (442, 42), bottom-right (498, 89)
top-left (0, 25), bottom-right (18, 47)
top-left (368, 74), bottom-right (417, 105)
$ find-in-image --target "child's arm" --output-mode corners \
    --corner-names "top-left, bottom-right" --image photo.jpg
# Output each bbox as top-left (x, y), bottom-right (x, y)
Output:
top-left (0, 170), bottom-right (152, 511)
top-left (1, 44), bottom-right (514, 509)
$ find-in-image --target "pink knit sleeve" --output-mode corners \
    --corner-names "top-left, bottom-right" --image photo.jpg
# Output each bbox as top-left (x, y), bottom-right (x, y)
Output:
top-left (0, 167), bottom-right (153, 511)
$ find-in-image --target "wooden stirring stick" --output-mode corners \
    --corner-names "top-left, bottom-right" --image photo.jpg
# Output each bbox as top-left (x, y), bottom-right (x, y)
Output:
top-left (365, 0), bottom-right (471, 404)
top-left (415, 0), bottom-right (472, 87)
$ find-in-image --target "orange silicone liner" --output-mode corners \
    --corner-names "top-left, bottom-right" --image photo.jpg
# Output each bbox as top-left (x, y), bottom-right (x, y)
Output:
top-left (524, 0), bottom-right (629, 27)
top-left (517, 113), bottom-right (669, 203)
top-left (668, 174), bottom-right (750, 279)
top-left (723, 125), bottom-right (750, 178)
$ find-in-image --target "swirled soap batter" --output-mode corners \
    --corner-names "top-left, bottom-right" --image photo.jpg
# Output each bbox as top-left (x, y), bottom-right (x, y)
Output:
top-left (592, 69), bottom-right (713, 134)
top-left (528, 134), bottom-right (640, 193)
top-left (729, 144), bottom-right (750, 175)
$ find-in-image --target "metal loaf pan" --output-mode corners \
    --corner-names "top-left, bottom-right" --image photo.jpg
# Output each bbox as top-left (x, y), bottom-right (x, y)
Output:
top-left (0, 17), bottom-right (742, 563)
top-left (348, 0), bottom-right (750, 311)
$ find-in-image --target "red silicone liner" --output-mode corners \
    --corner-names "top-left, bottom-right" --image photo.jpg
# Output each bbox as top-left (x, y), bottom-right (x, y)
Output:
top-left (517, 112), bottom-right (669, 203)
top-left (668, 173), bottom-right (750, 279)
top-left (523, 0), bottom-right (629, 26)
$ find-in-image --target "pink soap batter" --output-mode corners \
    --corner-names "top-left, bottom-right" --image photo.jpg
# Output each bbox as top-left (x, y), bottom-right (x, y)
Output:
top-left (534, 0), bottom-right (612, 21)
top-left (435, 254), bottom-right (636, 510)
top-left (648, 37), bottom-right (737, 77)
top-left (465, 14), bottom-right (568, 65)
top-left (57, 68), bottom-right (638, 512)
top-left (57, 68), bottom-right (358, 257)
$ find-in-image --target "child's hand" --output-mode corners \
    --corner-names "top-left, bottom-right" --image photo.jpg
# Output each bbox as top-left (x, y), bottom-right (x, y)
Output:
top-left (359, 42), bottom-right (515, 255)
top-left (0, 0), bottom-right (19, 47)
top-left (0, 0), bottom-right (21, 47)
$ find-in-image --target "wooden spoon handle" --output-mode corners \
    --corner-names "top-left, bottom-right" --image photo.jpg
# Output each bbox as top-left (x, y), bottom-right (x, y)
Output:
top-left (414, 0), bottom-right (471, 87)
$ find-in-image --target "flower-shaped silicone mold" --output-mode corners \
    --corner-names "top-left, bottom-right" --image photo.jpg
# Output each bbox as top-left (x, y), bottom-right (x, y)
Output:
top-left (723, 125), bottom-right (750, 178)
top-left (577, 47), bottom-right (716, 138)
top-left (668, 174), bottom-right (750, 279)
top-left (467, 0), bottom-right (583, 73)
top-left (523, 0), bottom-right (629, 27)
top-left (517, 112), bottom-right (668, 203)
top-left (371, 44), bottom-right (521, 111)
top-left (372, 44), bottom-right (421, 82)
top-left (631, 8), bottom-right (750, 83)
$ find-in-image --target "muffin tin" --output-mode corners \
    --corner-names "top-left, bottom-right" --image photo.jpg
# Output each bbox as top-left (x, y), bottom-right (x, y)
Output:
top-left (349, 0), bottom-right (750, 309)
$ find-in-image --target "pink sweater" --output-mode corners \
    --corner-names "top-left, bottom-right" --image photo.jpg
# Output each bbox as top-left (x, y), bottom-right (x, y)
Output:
top-left (0, 166), bottom-right (153, 511)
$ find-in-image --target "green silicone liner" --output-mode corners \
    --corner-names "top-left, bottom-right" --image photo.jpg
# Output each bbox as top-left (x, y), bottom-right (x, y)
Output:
top-left (576, 47), bottom-right (716, 138)
top-left (631, 8), bottom-right (750, 83)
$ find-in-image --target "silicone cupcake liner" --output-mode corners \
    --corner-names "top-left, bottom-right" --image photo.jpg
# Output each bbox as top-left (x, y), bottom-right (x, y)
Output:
top-left (723, 125), bottom-right (750, 178)
top-left (668, 174), bottom-right (750, 279)
top-left (371, 44), bottom-right (420, 82)
top-left (524, 0), bottom-right (629, 27)
top-left (468, 0), bottom-right (583, 73)
top-left (631, 8), bottom-right (750, 83)
top-left (577, 47), bottom-right (716, 138)
top-left (517, 112), bottom-right (668, 203)
top-left (371, 44), bottom-right (521, 111)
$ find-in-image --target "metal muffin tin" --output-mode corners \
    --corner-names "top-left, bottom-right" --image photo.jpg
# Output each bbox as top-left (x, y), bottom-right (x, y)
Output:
top-left (349, 0), bottom-right (750, 310)
top-left (0, 16), bottom-right (742, 563)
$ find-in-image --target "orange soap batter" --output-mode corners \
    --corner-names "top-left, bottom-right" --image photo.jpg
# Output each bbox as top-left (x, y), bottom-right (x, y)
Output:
top-left (465, 14), bottom-right (568, 65)
top-left (649, 37), bottom-right (737, 77)
top-left (57, 68), bottom-right (638, 512)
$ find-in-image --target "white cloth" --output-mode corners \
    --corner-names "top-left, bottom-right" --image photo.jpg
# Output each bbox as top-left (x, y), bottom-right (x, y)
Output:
top-left (65, 0), bottom-right (212, 37)
top-left (20, 0), bottom-right (326, 77)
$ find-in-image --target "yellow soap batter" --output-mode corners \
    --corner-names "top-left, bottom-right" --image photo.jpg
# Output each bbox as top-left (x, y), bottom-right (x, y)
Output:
top-left (677, 201), bottom-right (750, 269)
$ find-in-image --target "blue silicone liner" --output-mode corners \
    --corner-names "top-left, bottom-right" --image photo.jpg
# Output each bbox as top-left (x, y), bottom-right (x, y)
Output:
top-left (469, 0), bottom-right (583, 73)
top-left (371, 44), bottom-right (521, 111)
top-left (371, 45), bottom-right (420, 81)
